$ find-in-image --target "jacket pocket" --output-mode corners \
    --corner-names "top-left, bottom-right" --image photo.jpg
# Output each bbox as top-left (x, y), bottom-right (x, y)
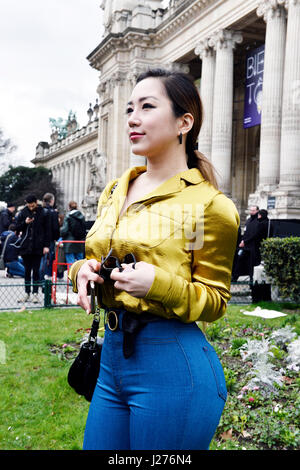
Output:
top-left (202, 345), bottom-right (227, 401)
top-left (119, 207), bottom-right (185, 249)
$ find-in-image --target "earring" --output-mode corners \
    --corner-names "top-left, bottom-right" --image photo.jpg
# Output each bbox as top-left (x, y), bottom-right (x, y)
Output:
top-left (178, 132), bottom-right (183, 145)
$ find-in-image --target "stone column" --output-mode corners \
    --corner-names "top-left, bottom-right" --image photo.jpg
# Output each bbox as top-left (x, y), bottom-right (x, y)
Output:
top-left (279, 0), bottom-right (300, 192)
top-left (84, 154), bottom-right (90, 197)
top-left (110, 71), bottom-right (131, 179)
top-left (56, 165), bottom-right (62, 206)
top-left (65, 160), bottom-right (72, 210)
top-left (256, 0), bottom-right (287, 190)
top-left (78, 156), bottom-right (85, 208)
top-left (62, 162), bottom-right (66, 208)
top-left (51, 166), bottom-right (57, 183)
top-left (69, 159), bottom-right (75, 202)
top-left (73, 157), bottom-right (80, 204)
top-left (59, 164), bottom-right (64, 208)
top-left (194, 39), bottom-right (216, 160)
top-left (209, 29), bottom-right (243, 195)
top-left (58, 164), bottom-right (63, 194)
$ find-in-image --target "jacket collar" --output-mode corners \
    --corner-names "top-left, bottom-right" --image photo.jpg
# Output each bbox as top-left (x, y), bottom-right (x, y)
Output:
top-left (111, 166), bottom-right (205, 218)
top-left (117, 166), bottom-right (204, 198)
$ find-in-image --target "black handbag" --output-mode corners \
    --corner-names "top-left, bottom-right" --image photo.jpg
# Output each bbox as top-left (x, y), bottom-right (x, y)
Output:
top-left (67, 281), bottom-right (102, 402)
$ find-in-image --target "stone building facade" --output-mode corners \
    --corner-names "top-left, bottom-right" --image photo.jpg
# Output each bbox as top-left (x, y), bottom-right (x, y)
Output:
top-left (33, 104), bottom-right (104, 219)
top-left (34, 0), bottom-right (300, 222)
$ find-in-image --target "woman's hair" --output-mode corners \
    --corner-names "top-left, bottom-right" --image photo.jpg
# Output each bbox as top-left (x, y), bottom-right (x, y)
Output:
top-left (136, 68), bottom-right (219, 189)
top-left (68, 201), bottom-right (78, 210)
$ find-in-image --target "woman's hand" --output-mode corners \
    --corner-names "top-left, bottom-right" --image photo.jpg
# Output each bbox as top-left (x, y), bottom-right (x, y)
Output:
top-left (77, 259), bottom-right (104, 314)
top-left (110, 261), bottom-right (155, 298)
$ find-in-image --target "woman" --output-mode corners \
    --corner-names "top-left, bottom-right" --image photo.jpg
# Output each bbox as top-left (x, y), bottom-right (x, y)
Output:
top-left (69, 69), bottom-right (239, 450)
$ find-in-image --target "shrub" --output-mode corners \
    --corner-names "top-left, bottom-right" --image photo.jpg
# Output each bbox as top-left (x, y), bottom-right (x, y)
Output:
top-left (260, 237), bottom-right (300, 302)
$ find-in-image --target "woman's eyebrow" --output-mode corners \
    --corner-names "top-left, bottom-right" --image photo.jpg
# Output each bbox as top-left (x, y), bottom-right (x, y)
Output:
top-left (127, 96), bottom-right (159, 105)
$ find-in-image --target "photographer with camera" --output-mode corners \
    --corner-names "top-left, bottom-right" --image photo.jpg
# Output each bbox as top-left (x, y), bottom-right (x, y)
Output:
top-left (15, 194), bottom-right (50, 303)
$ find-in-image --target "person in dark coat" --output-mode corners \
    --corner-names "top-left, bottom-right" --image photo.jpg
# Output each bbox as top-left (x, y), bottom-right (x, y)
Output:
top-left (233, 206), bottom-right (260, 282)
top-left (231, 225), bottom-right (242, 281)
top-left (60, 201), bottom-right (86, 266)
top-left (0, 202), bottom-right (15, 235)
top-left (15, 194), bottom-right (51, 303)
top-left (39, 192), bottom-right (60, 280)
top-left (0, 224), bottom-right (25, 278)
top-left (257, 209), bottom-right (273, 244)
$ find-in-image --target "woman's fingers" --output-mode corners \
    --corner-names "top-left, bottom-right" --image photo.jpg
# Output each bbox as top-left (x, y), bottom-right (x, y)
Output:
top-left (110, 262), bottom-right (155, 297)
top-left (76, 259), bottom-right (104, 313)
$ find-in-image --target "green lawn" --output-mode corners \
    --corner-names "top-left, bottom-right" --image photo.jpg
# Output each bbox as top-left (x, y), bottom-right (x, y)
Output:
top-left (0, 303), bottom-right (299, 450)
top-left (0, 308), bottom-right (92, 450)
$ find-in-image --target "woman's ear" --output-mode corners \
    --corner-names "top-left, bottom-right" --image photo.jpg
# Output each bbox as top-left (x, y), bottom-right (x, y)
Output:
top-left (177, 113), bottom-right (194, 137)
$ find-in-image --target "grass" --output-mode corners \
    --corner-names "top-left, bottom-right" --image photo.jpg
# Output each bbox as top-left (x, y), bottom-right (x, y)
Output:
top-left (0, 302), bottom-right (299, 450)
top-left (0, 308), bottom-right (93, 450)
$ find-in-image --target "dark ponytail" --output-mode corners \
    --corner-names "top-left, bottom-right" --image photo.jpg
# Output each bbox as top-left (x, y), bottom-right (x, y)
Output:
top-left (136, 68), bottom-right (218, 189)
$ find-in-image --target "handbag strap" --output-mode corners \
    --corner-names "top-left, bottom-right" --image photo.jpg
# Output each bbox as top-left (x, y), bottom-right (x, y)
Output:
top-left (85, 182), bottom-right (118, 344)
top-left (88, 281), bottom-right (100, 345)
top-left (0, 233), bottom-right (13, 261)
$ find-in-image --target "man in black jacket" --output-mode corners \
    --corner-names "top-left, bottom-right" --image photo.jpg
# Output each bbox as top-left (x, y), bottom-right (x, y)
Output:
top-left (40, 192), bottom-right (60, 280)
top-left (15, 194), bottom-right (50, 303)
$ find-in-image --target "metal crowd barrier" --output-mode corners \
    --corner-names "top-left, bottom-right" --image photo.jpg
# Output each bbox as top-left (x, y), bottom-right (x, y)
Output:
top-left (51, 240), bottom-right (85, 306)
top-left (0, 280), bottom-right (79, 311)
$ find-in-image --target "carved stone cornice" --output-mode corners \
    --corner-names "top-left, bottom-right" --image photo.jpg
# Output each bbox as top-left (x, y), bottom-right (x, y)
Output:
top-left (88, 0), bottom-right (217, 70)
top-left (88, 30), bottom-right (154, 70)
top-left (153, 0), bottom-right (214, 44)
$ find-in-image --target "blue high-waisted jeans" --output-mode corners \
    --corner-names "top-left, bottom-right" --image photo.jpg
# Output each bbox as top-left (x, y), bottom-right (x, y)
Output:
top-left (83, 312), bottom-right (227, 450)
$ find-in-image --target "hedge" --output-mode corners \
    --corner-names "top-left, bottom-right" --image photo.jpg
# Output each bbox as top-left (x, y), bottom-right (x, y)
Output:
top-left (260, 237), bottom-right (300, 302)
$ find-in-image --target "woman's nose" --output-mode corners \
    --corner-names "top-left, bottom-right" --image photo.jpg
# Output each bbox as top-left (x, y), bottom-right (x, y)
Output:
top-left (127, 110), bottom-right (141, 127)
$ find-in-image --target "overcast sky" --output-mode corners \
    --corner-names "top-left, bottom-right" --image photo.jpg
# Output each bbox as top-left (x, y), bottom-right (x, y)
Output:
top-left (0, 0), bottom-right (103, 170)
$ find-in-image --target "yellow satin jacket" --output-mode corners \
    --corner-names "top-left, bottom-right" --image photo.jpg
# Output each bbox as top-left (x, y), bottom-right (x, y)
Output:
top-left (69, 165), bottom-right (239, 323)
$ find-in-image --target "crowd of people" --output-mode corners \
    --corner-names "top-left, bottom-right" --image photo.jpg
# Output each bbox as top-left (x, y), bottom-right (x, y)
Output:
top-left (0, 193), bottom-right (86, 303)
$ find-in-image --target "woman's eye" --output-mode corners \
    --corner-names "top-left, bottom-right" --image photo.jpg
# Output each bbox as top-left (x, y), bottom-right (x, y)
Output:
top-left (126, 107), bottom-right (133, 114)
top-left (142, 103), bottom-right (155, 109)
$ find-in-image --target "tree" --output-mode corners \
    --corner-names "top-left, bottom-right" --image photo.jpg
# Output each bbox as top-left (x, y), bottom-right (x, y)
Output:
top-left (0, 128), bottom-right (17, 158)
top-left (0, 165), bottom-right (63, 210)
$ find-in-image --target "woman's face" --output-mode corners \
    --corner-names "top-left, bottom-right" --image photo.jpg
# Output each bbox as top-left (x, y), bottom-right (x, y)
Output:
top-left (126, 77), bottom-right (179, 158)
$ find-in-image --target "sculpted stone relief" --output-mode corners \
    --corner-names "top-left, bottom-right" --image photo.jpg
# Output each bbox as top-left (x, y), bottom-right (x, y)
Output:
top-left (82, 152), bottom-right (107, 218)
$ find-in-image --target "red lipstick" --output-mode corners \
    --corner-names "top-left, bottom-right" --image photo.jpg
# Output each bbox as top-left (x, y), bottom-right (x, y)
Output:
top-left (130, 132), bottom-right (144, 141)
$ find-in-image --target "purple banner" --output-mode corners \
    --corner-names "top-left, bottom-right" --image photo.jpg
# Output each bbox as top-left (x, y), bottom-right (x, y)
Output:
top-left (243, 45), bottom-right (265, 129)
